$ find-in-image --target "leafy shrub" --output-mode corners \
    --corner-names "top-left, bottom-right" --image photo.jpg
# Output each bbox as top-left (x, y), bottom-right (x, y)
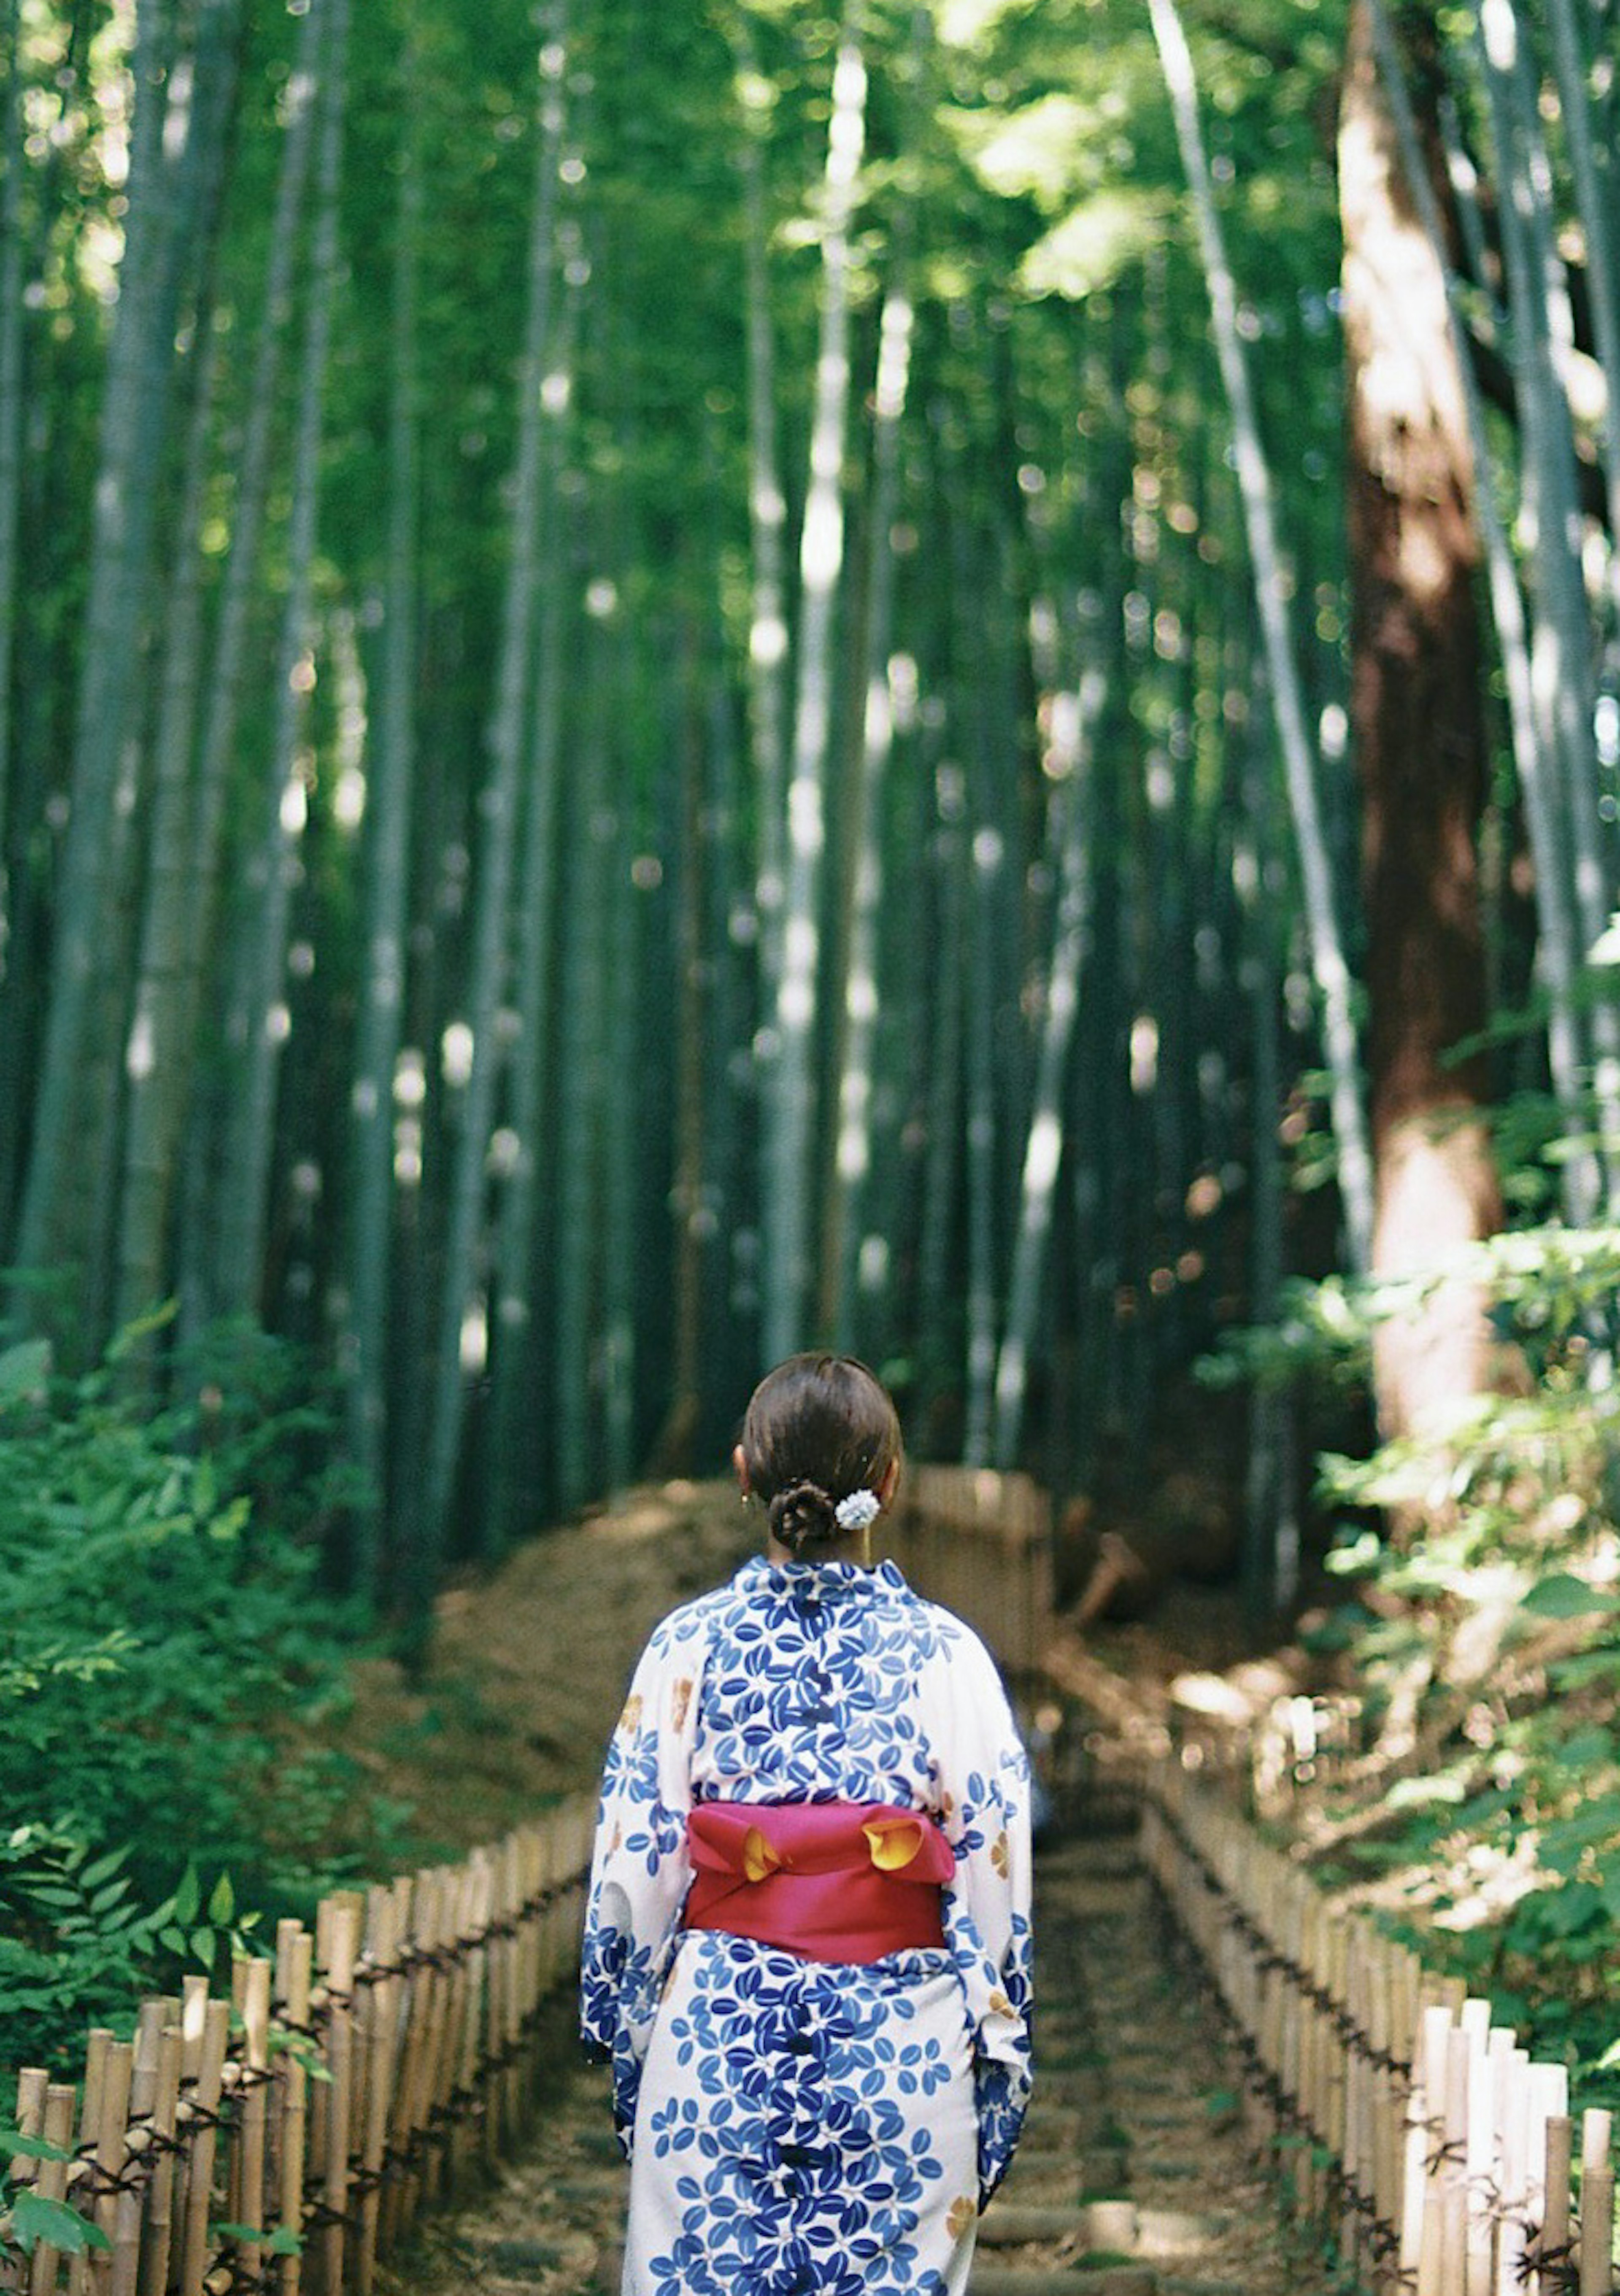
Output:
top-left (0, 1321), bottom-right (368, 2079)
top-left (1209, 1217), bottom-right (1620, 2107)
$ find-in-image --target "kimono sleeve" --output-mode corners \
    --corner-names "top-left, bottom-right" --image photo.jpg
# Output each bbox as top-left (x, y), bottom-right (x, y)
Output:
top-left (929, 1622), bottom-right (1034, 2207)
top-left (578, 1604), bottom-right (705, 2155)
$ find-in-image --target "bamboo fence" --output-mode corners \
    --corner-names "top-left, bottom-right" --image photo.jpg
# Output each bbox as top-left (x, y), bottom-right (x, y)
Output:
top-left (2, 1797), bottom-right (597, 2296)
top-left (888, 1464), bottom-right (1054, 1676)
top-left (1142, 1756), bottom-right (1617, 2295)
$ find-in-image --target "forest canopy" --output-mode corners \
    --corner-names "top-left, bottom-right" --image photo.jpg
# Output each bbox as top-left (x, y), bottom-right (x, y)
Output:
top-left (0, 0), bottom-right (1616, 1626)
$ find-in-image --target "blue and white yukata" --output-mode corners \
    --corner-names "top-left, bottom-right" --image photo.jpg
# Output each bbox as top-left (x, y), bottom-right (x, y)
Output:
top-left (580, 1553), bottom-right (1034, 2296)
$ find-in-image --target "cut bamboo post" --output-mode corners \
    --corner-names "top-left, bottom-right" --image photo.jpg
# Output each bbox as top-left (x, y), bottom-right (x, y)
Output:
top-left (272, 1919), bottom-right (313, 2296)
top-left (233, 1959), bottom-right (272, 2287)
top-left (318, 1893), bottom-right (363, 2296)
top-left (88, 2040), bottom-right (134, 2292)
top-left (1462, 2020), bottom-right (1494, 2296)
top-left (28, 2083), bottom-right (78, 2296)
top-left (394, 1869), bottom-right (445, 2235)
top-left (1579, 2109), bottom-right (1613, 2296)
top-left (179, 1997), bottom-right (230, 2296)
top-left (66, 2029), bottom-right (111, 2296)
top-left (10, 2070), bottom-right (47, 2291)
top-left (1542, 2115), bottom-right (1573, 2296)
top-left (112, 2006), bottom-right (162, 2296)
top-left (1496, 2048), bottom-right (1531, 2296)
top-left (356, 1885), bottom-right (400, 2295)
top-left (453, 1855), bottom-right (491, 2189)
top-left (138, 2020), bottom-right (181, 2296)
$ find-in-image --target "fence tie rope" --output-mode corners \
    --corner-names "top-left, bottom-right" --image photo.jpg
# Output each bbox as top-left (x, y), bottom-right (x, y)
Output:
top-left (1516, 2231), bottom-right (1580, 2292)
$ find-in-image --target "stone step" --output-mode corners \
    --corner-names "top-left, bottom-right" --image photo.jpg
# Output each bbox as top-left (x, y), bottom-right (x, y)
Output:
top-left (968, 2268), bottom-right (1157, 2296)
top-left (980, 2200), bottom-right (1142, 2251)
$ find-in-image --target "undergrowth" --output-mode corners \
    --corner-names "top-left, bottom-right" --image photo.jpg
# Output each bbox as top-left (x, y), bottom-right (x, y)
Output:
top-left (0, 1314), bottom-right (397, 2081)
top-left (1212, 1216), bottom-right (1620, 2113)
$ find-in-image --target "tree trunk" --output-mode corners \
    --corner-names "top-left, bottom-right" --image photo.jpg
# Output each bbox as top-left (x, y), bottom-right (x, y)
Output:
top-left (1367, 0), bottom-right (1592, 1213)
top-left (1340, 0), bottom-right (1503, 1441)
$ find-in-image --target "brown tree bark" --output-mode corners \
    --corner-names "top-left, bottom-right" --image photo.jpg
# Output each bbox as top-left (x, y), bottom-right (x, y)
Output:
top-left (1340, 0), bottom-right (1502, 1444)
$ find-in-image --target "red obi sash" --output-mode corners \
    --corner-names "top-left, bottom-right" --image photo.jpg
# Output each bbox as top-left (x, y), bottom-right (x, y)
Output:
top-left (684, 1800), bottom-right (953, 1964)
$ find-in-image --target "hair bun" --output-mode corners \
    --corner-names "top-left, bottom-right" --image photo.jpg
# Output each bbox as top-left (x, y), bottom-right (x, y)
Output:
top-left (769, 1479), bottom-right (839, 1554)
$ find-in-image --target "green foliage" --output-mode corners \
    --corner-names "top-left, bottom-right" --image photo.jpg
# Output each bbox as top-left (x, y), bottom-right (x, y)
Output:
top-left (0, 1326), bottom-right (368, 2077)
top-left (1236, 1219), bottom-right (1620, 2110)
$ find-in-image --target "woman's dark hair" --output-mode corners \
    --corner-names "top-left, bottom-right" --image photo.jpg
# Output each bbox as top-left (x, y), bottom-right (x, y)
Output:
top-left (741, 1354), bottom-right (903, 1556)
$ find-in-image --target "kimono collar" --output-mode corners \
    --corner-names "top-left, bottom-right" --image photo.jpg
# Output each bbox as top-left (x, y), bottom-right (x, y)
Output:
top-left (740, 1554), bottom-right (906, 1605)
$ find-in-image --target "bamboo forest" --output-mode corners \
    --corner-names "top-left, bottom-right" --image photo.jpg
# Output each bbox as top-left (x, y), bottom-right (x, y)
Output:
top-left (10, 0), bottom-right (1620, 2276)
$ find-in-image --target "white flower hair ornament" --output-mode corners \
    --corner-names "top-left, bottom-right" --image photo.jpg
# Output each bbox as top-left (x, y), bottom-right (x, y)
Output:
top-left (834, 1488), bottom-right (882, 1532)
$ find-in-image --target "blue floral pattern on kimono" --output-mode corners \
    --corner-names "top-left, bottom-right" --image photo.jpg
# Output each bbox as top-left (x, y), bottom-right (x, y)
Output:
top-left (580, 1554), bottom-right (1034, 2295)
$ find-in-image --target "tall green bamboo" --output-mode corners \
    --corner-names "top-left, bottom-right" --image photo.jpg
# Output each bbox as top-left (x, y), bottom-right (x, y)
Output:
top-left (114, 304), bottom-right (224, 1341)
top-left (826, 260), bottom-right (914, 1348)
top-left (486, 226), bottom-right (580, 1552)
top-left (990, 661), bottom-right (1099, 1470)
top-left (422, 11), bottom-right (567, 1560)
top-left (342, 37), bottom-right (424, 1599)
top-left (1147, 0), bottom-right (1375, 1276)
top-left (731, 16), bottom-right (790, 1010)
top-left (1474, 0), bottom-right (1620, 1203)
top-left (15, 0), bottom-right (200, 1303)
top-left (0, 0), bottom-right (22, 1003)
top-left (763, 18), bottom-right (866, 1363)
top-left (213, 0), bottom-right (349, 1319)
top-left (1366, 0), bottom-right (1597, 1218)
top-left (128, 0), bottom-right (323, 1342)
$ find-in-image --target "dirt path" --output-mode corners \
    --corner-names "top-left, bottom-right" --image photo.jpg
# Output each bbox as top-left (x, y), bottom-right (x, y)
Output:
top-left (354, 1483), bottom-right (1332, 2295)
top-left (376, 1821), bottom-right (1338, 2296)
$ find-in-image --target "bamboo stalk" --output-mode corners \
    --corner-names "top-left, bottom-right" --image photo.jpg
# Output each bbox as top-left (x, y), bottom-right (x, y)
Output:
top-left (273, 1920), bottom-right (312, 2296)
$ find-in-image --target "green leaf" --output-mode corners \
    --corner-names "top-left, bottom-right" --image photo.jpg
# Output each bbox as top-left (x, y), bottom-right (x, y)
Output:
top-left (207, 1872), bottom-right (234, 1927)
top-left (189, 1927), bottom-right (216, 1971)
top-left (1522, 1573), bottom-right (1620, 1619)
top-left (8, 2191), bottom-right (111, 2256)
top-left (210, 2222), bottom-right (306, 2258)
top-left (173, 1865), bottom-right (200, 1926)
top-left (0, 2131), bottom-right (76, 2165)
